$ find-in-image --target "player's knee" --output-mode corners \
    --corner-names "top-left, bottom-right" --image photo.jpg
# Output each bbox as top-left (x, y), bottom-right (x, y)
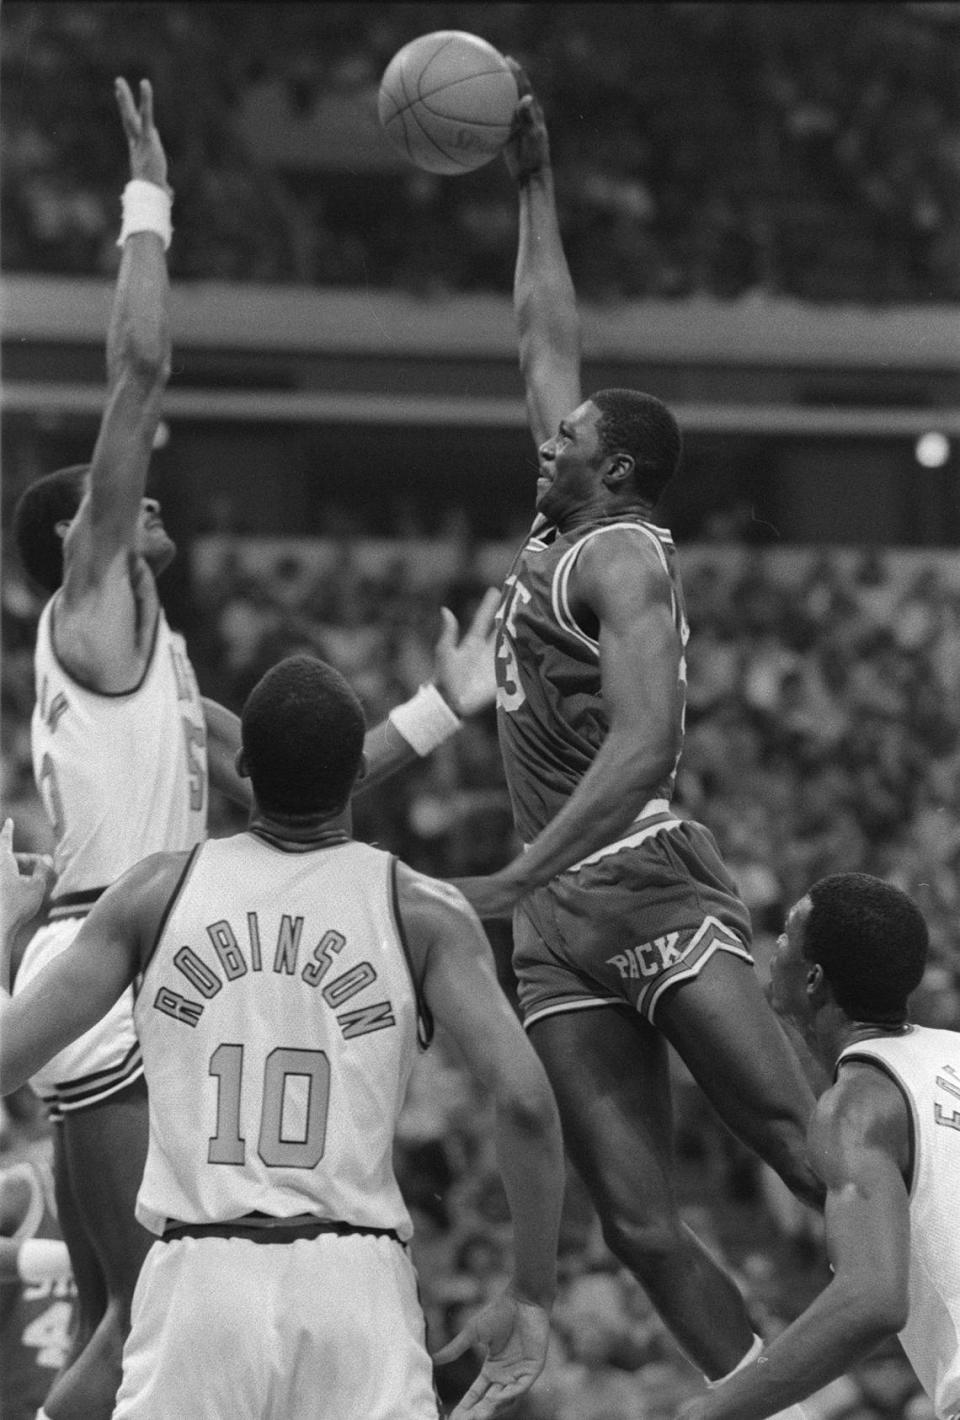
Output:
top-left (598, 1205), bottom-right (686, 1275)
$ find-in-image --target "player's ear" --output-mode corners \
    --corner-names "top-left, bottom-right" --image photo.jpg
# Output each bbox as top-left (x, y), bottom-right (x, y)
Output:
top-left (235, 750), bottom-right (249, 779)
top-left (805, 962), bottom-right (825, 998)
top-left (355, 753), bottom-right (368, 786)
top-left (605, 453), bottom-right (633, 486)
top-left (54, 519), bottom-right (71, 542)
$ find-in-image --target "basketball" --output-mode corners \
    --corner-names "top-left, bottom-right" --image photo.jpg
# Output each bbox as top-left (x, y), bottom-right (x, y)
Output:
top-left (378, 31), bottom-right (519, 175)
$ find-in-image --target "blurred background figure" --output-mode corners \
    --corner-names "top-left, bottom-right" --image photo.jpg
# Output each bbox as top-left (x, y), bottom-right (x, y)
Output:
top-left (0, 1087), bottom-right (76, 1420)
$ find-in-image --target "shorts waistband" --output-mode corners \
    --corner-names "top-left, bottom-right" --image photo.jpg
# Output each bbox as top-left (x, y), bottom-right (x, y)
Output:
top-left (48, 887), bottom-right (108, 921)
top-left (524, 800), bottom-right (682, 873)
top-left (161, 1214), bottom-right (402, 1245)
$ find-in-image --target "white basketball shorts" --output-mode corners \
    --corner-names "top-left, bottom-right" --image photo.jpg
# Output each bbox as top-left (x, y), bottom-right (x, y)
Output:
top-left (113, 1231), bottom-right (439, 1419)
top-left (13, 916), bottom-right (143, 1118)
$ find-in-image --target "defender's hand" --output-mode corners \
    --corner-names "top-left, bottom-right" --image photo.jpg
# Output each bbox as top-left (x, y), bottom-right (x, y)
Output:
top-left (115, 77), bottom-right (170, 193)
top-left (434, 1292), bottom-right (551, 1419)
top-left (0, 819), bottom-right (54, 943)
top-left (502, 61), bottom-right (551, 184)
top-left (450, 872), bottom-right (522, 921)
top-left (433, 588), bottom-right (499, 718)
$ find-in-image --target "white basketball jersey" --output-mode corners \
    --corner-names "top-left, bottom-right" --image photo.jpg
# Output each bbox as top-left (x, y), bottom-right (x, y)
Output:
top-left (838, 1025), bottom-right (960, 1419)
top-left (134, 833), bottom-right (426, 1241)
top-left (31, 597), bottom-right (207, 896)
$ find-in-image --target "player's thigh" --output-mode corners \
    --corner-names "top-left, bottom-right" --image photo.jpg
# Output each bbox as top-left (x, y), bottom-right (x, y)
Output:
top-left (52, 1120), bottom-right (106, 1337)
top-left (60, 1079), bottom-right (152, 1299)
top-left (656, 952), bottom-right (816, 1141)
top-left (529, 1006), bottom-right (677, 1214)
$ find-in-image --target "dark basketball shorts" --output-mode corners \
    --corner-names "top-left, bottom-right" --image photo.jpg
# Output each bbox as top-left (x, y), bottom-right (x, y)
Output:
top-left (514, 816), bottom-right (754, 1029)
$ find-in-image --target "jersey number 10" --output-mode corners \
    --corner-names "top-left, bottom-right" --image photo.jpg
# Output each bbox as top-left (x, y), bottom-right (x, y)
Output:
top-left (207, 1043), bottom-right (330, 1170)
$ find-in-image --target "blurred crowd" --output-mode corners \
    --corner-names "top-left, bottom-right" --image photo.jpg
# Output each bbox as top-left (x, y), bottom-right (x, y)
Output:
top-left (3, 2), bottom-right (960, 302)
top-left (3, 528), bottom-right (957, 1418)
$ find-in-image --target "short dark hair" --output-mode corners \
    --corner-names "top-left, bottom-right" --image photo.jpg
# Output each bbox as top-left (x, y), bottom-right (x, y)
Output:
top-left (803, 873), bottom-right (928, 1025)
top-left (591, 389), bottom-right (682, 504)
top-left (12, 465), bottom-right (89, 594)
top-left (241, 655), bottom-right (366, 817)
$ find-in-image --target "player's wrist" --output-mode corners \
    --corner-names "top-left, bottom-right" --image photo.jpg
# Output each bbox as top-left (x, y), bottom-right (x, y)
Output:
top-left (388, 683), bottom-right (462, 756)
top-left (117, 179), bottom-right (173, 250)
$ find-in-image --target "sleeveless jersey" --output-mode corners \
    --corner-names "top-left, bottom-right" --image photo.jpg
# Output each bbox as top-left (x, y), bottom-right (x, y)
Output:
top-left (31, 596), bottom-right (207, 896)
top-left (0, 1155), bottom-right (76, 1420)
top-left (134, 834), bottom-right (427, 1242)
top-left (495, 514), bottom-right (689, 843)
top-left (837, 1025), bottom-right (960, 1418)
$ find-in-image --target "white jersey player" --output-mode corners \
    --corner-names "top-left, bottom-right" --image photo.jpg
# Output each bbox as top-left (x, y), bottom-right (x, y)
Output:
top-left (2, 655), bottom-right (565, 1420)
top-left (18, 599), bottom-right (206, 1117)
top-left (676, 871), bottom-right (960, 1420)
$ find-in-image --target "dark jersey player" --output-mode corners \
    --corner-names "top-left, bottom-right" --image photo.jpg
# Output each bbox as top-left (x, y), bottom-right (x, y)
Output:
top-left (453, 73), bottom-right (821, 1400)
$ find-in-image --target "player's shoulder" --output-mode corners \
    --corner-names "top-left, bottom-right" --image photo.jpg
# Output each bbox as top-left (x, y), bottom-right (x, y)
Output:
top-left (810, 1059), bottom-right (910, 1179)
top-left (572, 520), bottom-right (674, 608)
top-left (575, 519), bottom-right (671, 572)
top-left (105, 848), bottom-right (195, 915)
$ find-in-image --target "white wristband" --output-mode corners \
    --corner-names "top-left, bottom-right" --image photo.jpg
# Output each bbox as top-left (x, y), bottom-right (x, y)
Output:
top-left (117, 179), bottom-right (173, 250)
top-left (388, 683), bottom-right (462, 757)
top-left (16, 1237), bottom-right (72, 1287)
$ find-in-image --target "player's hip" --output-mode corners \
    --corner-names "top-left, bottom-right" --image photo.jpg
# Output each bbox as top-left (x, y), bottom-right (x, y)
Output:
top-left (14, 908), bottom-right (143, 1117)
top-left (513, 817), bottom-right (752, 1027)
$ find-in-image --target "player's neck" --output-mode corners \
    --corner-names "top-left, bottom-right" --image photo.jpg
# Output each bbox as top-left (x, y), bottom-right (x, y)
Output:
top-left (557, 497), bottom-right (655, 533)
top-left (249, 807), bottom-right (353, 852)
top-left (829, 1015), bottom-right (913, 1062)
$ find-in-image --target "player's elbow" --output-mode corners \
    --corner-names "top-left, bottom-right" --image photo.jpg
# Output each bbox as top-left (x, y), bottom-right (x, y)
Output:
top-left (110, 320), bottom-right (172, 391)
top-left (497, 1072), bottom-right (562, 1144)
top-left (612, 728), bottom-right (679, 795)
top-left (843, 1277), bottom-right (908, 1343)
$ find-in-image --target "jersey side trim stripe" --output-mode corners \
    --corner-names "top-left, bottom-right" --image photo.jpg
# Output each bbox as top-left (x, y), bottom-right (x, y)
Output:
top-left (388, 856), bottom-right (433, 1051)
top-left (140, 842), bottom-right (204, 976)
top-left (837, 1051), bottom-right (920, 1198)
top-left (551, 521), bottom-right (675, 653)
top-left (47, 593), bottom-right (163, 699)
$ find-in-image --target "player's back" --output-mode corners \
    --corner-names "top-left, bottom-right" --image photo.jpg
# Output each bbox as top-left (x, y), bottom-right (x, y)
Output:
top-left (134, 833), bottom-right (425, 1242)
top-left (838, 1024), bottom-right (960, 1417)
top-left (31, 596), bottom-right (207, 897)
top-left (495, 513), bottom-right (688, 842)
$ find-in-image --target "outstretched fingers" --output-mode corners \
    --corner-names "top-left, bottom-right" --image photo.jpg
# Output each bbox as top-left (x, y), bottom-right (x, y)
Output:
top-left (465, 586), bottom-right (501, 642)
top-left (138, 77), bottom-right (155, 135)
top-left (115, 77), bottom-right (141, 139)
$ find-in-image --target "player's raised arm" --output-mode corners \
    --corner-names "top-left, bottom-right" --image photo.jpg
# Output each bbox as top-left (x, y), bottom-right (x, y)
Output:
top-left (58, 79), bottom-right (172, 667)
top-left (203, 589), bottom-right (499, 806)
top-left (397, 868), bottom-right (563, 1418)
top-left (504, 65), bottom-right (581, 451)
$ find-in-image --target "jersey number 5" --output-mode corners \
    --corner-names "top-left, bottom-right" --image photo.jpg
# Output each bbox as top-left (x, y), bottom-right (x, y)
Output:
top-left (208, 1043), bottom-right (330, 1169)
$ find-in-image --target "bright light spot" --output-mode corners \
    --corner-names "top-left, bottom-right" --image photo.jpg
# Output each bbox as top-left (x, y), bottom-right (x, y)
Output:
top-left (915, 431), bottom-right (950, 468)
top-left (152, 420), bottom-right (170, 450)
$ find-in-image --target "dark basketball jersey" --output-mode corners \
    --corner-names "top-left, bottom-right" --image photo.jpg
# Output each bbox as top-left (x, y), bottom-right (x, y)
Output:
top-left (495, 514), bottom-right (689, 845)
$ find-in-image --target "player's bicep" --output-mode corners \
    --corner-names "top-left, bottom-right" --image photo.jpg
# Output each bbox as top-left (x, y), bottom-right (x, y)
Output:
top-left (811, 1094), bottom-right (911, 1320)
top-left (401, 875), bottom-right (540, 1091)
top-left (589, 549), bottom-right (683, 735)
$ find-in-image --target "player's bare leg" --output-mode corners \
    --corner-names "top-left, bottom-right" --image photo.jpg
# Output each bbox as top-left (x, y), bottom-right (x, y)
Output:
top-left (529, 1007), bottom-right (758, 1377)
top-left (43, 1079), bottom-right (152, 1420)
top-left (657, 954), bottom-right (822, 1209)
